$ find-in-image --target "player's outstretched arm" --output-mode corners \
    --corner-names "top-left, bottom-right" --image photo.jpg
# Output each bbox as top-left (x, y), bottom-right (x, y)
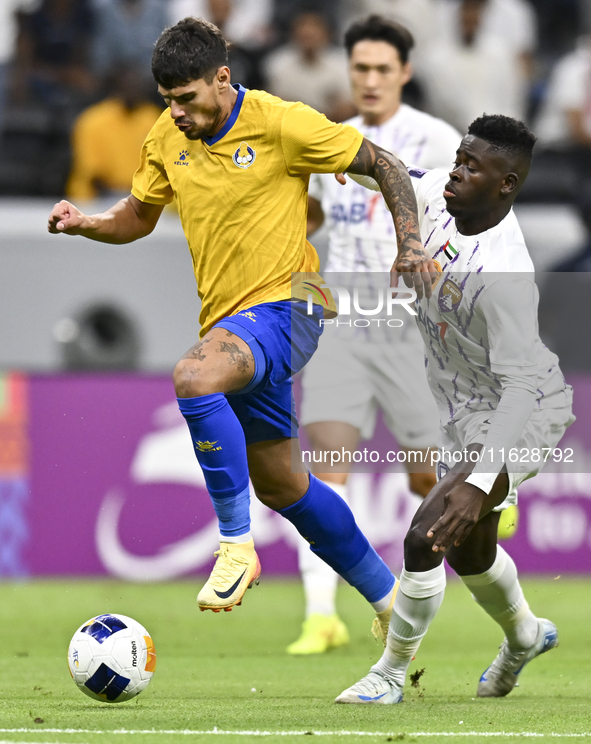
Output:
top-left (346, 137), bottom-right (436, 298)
top-left (47, 195), bottom-right (164, 245)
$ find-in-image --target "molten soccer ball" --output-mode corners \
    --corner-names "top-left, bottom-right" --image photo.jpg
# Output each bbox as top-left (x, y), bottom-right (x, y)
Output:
top-left (67, 613), bottom-right (156, 703)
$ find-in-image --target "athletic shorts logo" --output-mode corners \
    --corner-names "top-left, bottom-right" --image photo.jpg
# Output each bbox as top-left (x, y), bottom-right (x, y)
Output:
top-left (233, 142), bottom-right (256, 169)
top-left (238, 311), bottom-right (257, 321)
top-left (195, 440), bottom-right (222, 452)
top-left (438, 279), bottom-right (462, 313)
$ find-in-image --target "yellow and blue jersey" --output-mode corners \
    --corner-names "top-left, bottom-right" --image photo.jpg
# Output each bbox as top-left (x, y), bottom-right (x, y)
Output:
top-left (131, 84), bottom-right (362, 335)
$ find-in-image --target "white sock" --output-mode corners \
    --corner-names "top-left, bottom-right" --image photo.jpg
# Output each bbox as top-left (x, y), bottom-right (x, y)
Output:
top-left (460, 545), bottom-right (538, 650)
top-left (374, 564), bottom-right (446, 688)
top-left (297, 481), bottom-right (347, 617)
top-left (371, 586), bottom-right (394, 614)
top-left (219, 532), bottom-right (252, 544)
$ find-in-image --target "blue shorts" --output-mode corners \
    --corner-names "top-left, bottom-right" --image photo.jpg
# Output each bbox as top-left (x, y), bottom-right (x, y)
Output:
top-left (214, 300), bottom-right (323, 445)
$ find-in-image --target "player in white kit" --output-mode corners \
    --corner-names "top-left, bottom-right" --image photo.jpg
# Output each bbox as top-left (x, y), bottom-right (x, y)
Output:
top-left (336, 114), bottom-right (575, 703)
top-left (289, 16), bottom-right (461, 655)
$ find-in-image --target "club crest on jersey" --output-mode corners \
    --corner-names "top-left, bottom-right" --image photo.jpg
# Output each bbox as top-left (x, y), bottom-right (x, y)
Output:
top-left (233, 141), bottom-right (256, 169)
top-left (438, 279), bottom-right (462, 313)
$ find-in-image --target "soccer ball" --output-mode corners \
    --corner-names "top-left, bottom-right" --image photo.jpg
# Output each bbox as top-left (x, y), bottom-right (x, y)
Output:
top-left (67, 613), bottom-right (156, 703)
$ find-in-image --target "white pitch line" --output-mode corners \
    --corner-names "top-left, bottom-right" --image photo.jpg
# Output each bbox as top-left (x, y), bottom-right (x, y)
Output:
top-left (0, 730), bottom-right (590, 739)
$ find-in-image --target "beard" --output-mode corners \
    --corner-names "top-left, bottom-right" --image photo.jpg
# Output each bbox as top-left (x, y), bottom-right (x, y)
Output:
top-left (181, 104), bottom-right (224, 141)
top-left (183, 127), bottom-right (206, 141)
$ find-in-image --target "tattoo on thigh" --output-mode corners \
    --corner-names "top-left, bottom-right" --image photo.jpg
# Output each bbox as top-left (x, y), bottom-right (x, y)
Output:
top-left (218, 340), bottom-right (250, 373)
top-left (190, 338), bottom-right (210, 362)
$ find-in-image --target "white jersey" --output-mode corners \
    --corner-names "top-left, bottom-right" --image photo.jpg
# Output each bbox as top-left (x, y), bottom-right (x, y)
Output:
top-left (309, 104), bottom-right (461, 273)
top-left (411, 168), bottom-right (567, 427)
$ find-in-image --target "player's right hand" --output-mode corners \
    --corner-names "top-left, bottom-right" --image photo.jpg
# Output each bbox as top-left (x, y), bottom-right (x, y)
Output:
top-left (47, 200), bottom-right (88, 235)
top-left (427, 481), bottom-right (486, 552)
top-left (391, 250), bottom-right (439, 300)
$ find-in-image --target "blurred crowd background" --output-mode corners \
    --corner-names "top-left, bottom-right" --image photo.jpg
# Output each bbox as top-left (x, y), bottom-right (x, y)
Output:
top-left (0, 0), bottom-right (590, 206)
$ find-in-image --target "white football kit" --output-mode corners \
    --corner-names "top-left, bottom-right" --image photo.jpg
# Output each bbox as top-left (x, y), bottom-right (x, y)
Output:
top-left (301, 105), bottom-right (461, 449)
top-left (409, 167), bottom-right (575, 505)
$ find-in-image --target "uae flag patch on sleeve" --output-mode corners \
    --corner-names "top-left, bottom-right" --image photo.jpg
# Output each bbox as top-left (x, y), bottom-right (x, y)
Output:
top-left (443, 240), bottom-right (458, 260)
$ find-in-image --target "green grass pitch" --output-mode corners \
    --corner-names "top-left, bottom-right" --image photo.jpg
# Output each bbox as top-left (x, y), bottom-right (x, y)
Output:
top-left (0, 576), bottom-right (589, 743)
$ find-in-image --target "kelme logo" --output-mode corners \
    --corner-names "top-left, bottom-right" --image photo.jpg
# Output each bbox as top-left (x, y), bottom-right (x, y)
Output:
top-left (175, 150), bottom-right (189, 166)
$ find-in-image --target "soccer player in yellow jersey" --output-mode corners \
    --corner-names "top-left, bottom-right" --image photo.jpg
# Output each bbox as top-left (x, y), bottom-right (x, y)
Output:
top-left (48, 17), bottom-right (437, 633)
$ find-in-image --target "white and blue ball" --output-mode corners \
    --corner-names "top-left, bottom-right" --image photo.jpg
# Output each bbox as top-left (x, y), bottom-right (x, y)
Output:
top-left (67, 613), bottom-right (156, 703)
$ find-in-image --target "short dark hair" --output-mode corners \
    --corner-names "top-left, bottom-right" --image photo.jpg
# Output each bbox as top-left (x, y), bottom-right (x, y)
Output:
top-left (467, 114), bottom-right (536, 160)
top-left (152, 17), bottom-right (228, 89)
top-left (344, 15), bottom-right (414, 64)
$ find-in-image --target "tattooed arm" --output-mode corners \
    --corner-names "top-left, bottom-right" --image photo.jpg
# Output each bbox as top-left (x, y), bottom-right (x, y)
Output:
top-left (345, 137), bottom-right (436, 298)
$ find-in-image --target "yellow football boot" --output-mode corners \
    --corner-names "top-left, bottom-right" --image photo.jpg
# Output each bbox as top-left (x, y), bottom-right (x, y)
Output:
top-left (287, 613), bottom-right (350, 654)
top-left (371, 581), bottom-right (399, 647)
top-left (197, 539), bottom-right (261, 612)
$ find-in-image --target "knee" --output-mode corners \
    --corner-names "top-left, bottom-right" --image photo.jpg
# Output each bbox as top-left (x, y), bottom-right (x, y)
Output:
top-left (173, 359), bottom-right (221, 398)
top-left (403, 519), bottom-right (436, 570)
top-left (252, 479), bottom-right (299, 511)
top-left (253, 488), bottom-right (286, 511)
top-left (251, 472), bottom-right (309, 512)
top-left (408, 472), bottom-right (437, 499)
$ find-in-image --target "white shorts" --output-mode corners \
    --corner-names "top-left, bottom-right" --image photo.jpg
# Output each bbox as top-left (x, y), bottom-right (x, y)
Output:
top-left (300, 323), bottom-right (439, 449)
top-left (437, 387), bottom-right (575, 510)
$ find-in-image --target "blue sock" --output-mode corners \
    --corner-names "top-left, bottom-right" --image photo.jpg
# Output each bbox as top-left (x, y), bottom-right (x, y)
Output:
top-left (278, 474), bottom-right (395, 603)
top-left (177, 393), bottom-right (250, 538)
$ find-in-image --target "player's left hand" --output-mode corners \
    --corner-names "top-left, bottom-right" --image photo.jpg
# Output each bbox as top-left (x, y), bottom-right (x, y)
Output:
top-left (427, 482), bottom-right (487, 552)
